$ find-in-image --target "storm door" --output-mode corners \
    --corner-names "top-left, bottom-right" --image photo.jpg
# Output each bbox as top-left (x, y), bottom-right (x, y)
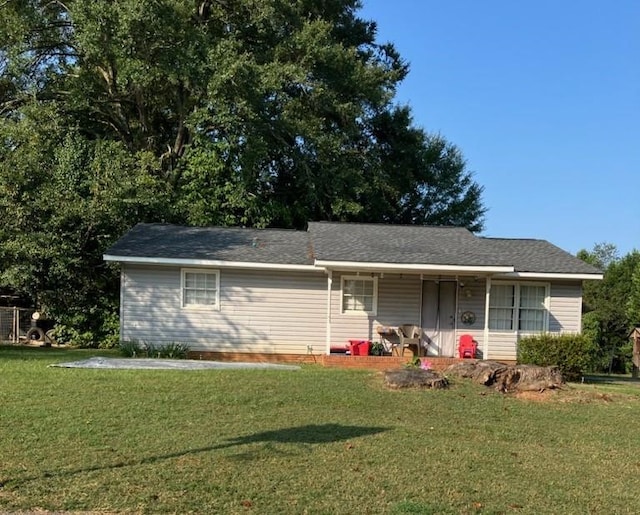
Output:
top-left (421, 280), bottom-right (457, 357)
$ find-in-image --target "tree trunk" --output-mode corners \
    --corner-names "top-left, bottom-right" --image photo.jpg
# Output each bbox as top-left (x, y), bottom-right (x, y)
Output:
top-left (446, 361), bottom-right (564, 393)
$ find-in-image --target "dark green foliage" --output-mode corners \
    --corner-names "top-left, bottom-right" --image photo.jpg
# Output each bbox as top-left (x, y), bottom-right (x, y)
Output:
top-left (119, 340), bottom-right (189, 359)
top-left (518, 334), bottom-right (597, 381)
top-left (1, 1), bottom-right (486, 345)
top-left (0, 119), bottom-right (172, 346)
top-left (370, 341), bottom-right (385, 356)
top-left (578, 246), bottom-right (640, 373)
top-left (404, 356), bottom-right (423, 369)
top-left (626, 264), bottom-right (640, 328)
top-left (119, 340), bottom-right (143, 358)
top-left (156, 342), bottom-right (189, 359)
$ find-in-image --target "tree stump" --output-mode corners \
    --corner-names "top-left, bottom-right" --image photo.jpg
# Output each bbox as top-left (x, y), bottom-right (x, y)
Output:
top-left (384, 369), bottom-right (449, 389)
top-left (445, 361), bottom-right (564, 393)
top-left (495, 364), bottom-right (563, 392)
top-left (445, 360), bottom-right (508, 386)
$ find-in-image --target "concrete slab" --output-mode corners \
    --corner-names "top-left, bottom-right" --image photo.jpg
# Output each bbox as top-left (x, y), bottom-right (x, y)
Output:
top-left (50, 356), bottom-right (301, 371)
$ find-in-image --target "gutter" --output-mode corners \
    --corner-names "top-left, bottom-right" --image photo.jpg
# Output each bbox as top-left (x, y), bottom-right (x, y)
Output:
top-left (102, 254), bottom-right (320, 272)
top-left (313, 260), bottom-right (515, 274)
top-left (494, 272), bottom-right (604, 281)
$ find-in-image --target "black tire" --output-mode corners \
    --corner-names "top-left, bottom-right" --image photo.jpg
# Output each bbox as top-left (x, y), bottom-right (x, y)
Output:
top-left (26, 327), bottom-right (45, 342)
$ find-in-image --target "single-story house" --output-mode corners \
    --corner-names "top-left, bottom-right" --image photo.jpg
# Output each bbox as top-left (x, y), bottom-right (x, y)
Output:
top-left (103, 222), bottom-right (602, 362)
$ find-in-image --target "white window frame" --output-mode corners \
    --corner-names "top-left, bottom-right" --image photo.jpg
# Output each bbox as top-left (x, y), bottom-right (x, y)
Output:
top-left (340, 275), bottom-right (378, 316)
top-left (488, 283), bottom-right (516, 331)
top-left (489, 281), bottom-right (549, 333)
top-left (181, 268), bottom-right (220, 310)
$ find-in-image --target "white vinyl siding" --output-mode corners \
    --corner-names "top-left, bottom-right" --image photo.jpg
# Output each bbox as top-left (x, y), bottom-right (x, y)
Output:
top-left (548, 282), bottom-right (583, 333)
top-left (121, 265), bottom-right (326, 354)
top-left (182, 269), bottom-right (219, 309)
top-left (485, 332), bottom-right (519, 361)
top-left (341, 276), bottom-right (378, 315)
top-left (118, 264), bottom-right (585, 359)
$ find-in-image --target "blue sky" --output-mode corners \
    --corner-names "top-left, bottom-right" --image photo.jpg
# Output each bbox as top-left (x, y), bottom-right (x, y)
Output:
top-left (359, 0), bottom-right (639, 257)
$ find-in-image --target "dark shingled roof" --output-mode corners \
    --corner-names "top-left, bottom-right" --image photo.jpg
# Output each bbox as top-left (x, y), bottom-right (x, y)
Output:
top-left (307, 222), bottom-right (600, 274)
top-left (479, 238), bottom-right (601, 274)
top-left (104, 223), bottom-right (314, 265)
top-left (105, 222), bottom-right (602, 275)
top-left (307, 222), bottom-right (504, 266)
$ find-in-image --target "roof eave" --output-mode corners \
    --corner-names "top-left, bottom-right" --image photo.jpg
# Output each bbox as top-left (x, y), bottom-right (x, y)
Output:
top-left (313, 260), bottom-right (514, 274)
top-left (102, 254), bottom-right (319, 272)
top-left (494, 271), bottom-right (604, 280)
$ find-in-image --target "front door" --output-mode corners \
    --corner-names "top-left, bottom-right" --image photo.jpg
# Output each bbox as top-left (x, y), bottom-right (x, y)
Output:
top-left (421, 280), bottom-right (457, 357)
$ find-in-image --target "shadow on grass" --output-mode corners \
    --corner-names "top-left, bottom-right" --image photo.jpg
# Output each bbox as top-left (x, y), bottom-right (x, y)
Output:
top-left (2, 423), bottom-right (389, 487)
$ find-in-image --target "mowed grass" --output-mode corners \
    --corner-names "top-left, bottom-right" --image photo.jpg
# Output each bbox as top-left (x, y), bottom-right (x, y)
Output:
top-left (1, 346), bottom-right (640, 514)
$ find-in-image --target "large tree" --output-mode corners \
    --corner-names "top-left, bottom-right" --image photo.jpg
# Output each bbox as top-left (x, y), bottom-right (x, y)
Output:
top-left (578, 245), bottom-right (640, 372)
top-left (1, 0), bottom-right (486, 343)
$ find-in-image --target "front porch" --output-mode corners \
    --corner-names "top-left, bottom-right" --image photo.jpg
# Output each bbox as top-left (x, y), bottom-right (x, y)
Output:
top-left (321, 354), bottom-right (468, 371)
top-left (188, 350), bottom-right (495, 371)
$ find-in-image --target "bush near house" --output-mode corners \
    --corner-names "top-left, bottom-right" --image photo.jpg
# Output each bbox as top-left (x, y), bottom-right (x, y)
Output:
top-left (517, 334), bottom-right (597, 381)
top-left (118, 340), bottom-right (189, 359)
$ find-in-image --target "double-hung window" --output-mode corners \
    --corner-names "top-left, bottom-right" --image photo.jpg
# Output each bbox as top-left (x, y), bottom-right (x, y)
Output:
top-left (488, 284), bottom-right (515, 330)
top-left (182, 269), bottom-right (220, 309)
top-left (341, 276), bottom-right (377, 315)
top-left (489, 282), bottom-right (548, 332)
top-left (518, 285), bottom-right (547, 331)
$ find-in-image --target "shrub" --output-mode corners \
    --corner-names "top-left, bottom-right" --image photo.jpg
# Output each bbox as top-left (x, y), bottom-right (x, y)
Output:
top-left (118, 340), bottom-right (189, 359)
top-left (404, 356), bottom-right (422, 369)
top-left (49, 307), bottom-right (119, 348)
top-left (157, 342), bottom-right (189, 359)
top-left (119, 340), bottom-right (143, 357)
top-left (97, 310), bottom-right (121, 349)
top-left (144, 341), bottom-right (159, 358)
top-left (50, 324), bottom-right (95, 347)
top-left (517, 333), bottom-right (597, 381)
top-left (49, 325), bottom-right (75, 346)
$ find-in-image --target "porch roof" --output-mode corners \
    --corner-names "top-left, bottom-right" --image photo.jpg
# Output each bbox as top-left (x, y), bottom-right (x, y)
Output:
top-left (307, 222), bottom-right (602, 277)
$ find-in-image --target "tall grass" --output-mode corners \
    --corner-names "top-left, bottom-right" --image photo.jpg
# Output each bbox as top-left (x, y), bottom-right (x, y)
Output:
top-left (1, 345), bottom-right (639, 514)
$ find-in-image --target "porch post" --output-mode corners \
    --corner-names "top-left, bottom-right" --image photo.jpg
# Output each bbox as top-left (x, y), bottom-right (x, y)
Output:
top-left (483, 276), bottom-right (491, 360)
top-left (325, 271), bottom-right (332, 354)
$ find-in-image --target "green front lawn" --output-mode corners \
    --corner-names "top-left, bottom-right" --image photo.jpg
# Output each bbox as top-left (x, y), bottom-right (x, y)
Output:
top-left (1, 345), bottom-right (639, 514)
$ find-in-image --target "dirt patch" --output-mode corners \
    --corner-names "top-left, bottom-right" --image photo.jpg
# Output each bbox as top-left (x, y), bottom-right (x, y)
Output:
top-left (513, 386), bottom-right (633, 404)
top-left (556, 389), bottom-right (618, 404)
top-left (513, 390), bottom-right (560, 402)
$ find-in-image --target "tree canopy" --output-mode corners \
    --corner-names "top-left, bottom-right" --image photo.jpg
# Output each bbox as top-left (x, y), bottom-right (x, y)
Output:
top-left (578, 244), bottom-right (640, 372)
top-left (1, 0), bottom-right (486, 343)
